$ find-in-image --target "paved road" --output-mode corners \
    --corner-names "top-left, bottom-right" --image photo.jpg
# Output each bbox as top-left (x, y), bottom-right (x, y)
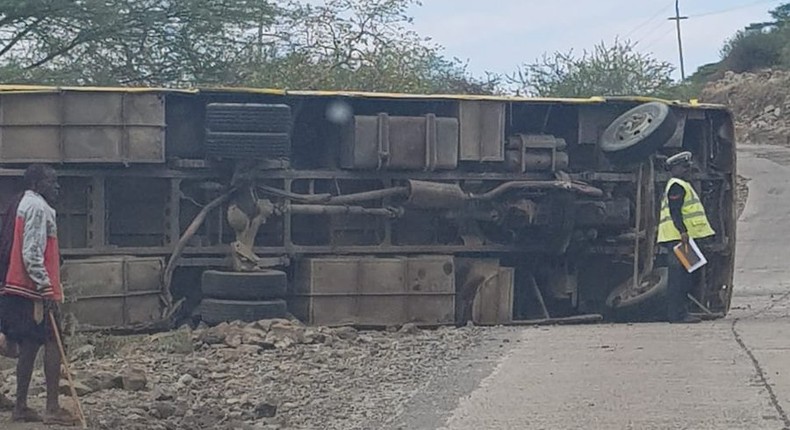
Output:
top-left (393, 145), bottom-right (790, 430)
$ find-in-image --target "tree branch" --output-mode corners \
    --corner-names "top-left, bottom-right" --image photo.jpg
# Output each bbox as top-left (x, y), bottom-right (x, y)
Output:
top-left (0, 19), bottom-right (41, 58)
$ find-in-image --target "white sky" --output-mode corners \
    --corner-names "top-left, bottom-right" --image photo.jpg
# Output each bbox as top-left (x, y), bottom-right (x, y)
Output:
top-left (408, 0), bottom-right (784, 80)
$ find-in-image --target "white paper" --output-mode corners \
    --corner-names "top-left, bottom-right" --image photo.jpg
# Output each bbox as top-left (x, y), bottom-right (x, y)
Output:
top-left (673, 237), bottom-right (708, 273)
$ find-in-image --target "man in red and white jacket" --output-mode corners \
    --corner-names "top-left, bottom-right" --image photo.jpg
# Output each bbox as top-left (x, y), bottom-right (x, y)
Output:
top-left (0, 164), bottom-right (77, 425)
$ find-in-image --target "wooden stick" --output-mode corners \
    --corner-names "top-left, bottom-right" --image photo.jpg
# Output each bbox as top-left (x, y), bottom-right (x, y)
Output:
top-left (526, 273), bottom-right (550, 319)
top-left (49, 311), bottom-right (87, 429)
top-left (687, 293), bottom-right (714, 315)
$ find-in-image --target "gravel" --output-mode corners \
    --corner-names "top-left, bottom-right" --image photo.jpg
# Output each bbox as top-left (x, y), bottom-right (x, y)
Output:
top-left (1, 320), bottom-right (491, 430)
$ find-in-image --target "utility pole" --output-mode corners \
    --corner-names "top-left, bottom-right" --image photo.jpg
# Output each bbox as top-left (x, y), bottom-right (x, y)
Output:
top-left (668, 0), bottom-right (688, 80)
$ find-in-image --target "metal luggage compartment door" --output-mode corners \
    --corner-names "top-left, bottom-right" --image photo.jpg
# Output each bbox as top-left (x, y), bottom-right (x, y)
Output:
top-left (61, 256), bottom-right (164, 328)
top-left (0, 91), bottom-right (165, 164)
top-left (291, 255), bottom-right (456, 326)
top-left (340, 113), bottom-right (459, 170)
top-left (458, 100), bottom-right (505, 162)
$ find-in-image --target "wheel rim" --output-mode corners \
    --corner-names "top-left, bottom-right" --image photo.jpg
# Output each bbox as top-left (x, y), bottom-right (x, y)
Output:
top-left (615, 111), bottom-right (655, 141)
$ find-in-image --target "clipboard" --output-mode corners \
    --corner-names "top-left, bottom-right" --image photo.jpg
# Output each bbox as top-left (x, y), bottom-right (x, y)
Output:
top-left (673, 237), bottom-right (707, 273)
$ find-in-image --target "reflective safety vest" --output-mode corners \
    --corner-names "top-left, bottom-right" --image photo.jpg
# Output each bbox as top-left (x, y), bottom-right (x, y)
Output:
top-left (657, 178), bottom-right (715, 243)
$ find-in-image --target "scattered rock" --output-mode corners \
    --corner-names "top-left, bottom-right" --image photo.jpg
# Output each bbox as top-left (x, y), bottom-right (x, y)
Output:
top-left (59, 379), bottom-right (94, 396)
top-left (332, 326), bottom-right (358, 341)
top-left (224, 334), bottom-right (243, 348)
top-left (71, 344), bottom-right (96, 361)
top-left (149, 401), bottom-right (176, 419)
top-left (254, 402), bottom-right (277, 418)
top-left (151, 385), bottom-right (176, 401)
top-left (149, 326), bottom-right (194, 354)
top-left (197, 331), bottom-right (225, 346)
top-left (60, 319), bottom-right (494, 430)
top-left (303, 329), bottom-right (325, 344)
top-left (177, 374), bottom-right (194, 388)
top-left (398, 323), bottom-right (420, 335)
top-left (122, 368), bottom-right (148, 391)
top-left (82, 371), bottom-right (123, 392)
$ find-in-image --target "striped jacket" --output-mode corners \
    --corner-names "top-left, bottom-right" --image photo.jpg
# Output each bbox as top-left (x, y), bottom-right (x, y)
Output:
top-left (1, 190), bottom-right (62, 301)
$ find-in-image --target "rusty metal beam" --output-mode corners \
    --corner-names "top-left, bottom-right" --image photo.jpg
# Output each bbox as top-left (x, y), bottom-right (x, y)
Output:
top-left (289, 204), bottom-right (402, 217)
top-left (504, 314), bottom-right (604, 326)
top-left (61, 242), bottom-right (641, 259)
top-left (62, 243), bottom-right (536, 257)
top-left (326, 186), bottom-right (409, 205)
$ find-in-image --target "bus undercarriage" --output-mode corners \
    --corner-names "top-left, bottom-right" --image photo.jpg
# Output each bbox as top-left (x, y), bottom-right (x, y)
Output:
top-left (0, 87), bottom-right (736, 329)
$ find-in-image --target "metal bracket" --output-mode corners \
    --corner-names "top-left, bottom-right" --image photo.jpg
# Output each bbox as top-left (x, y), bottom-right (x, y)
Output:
top-left (228, 187), bottom-right (276, 271)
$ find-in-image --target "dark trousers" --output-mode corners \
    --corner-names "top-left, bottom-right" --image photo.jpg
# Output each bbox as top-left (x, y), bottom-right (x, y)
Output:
top-left (663, 241), bottom-right (691, 322)
top-left (0, 295), bottom-right (62, 345)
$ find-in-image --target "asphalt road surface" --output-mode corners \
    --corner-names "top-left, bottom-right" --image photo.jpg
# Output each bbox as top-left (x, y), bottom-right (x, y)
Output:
top-left (391, 144), bottom-right (790, 430)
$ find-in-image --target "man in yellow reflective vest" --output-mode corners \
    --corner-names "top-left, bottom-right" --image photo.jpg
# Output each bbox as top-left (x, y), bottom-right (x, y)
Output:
top-left (657, 151), bottom-right (715, 323)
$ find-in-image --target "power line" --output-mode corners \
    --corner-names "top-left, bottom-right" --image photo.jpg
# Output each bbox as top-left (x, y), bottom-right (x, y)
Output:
top-left (634, 0), bottom-right (779, 41)
top-left (634, 15), bottom-right (674, 47)
top-left (623, 3), bottom-right (674, 40)
top-left (641, 28), bottom-right (676, 52)
top-left (634, 0), bottom-right (782, 78)
top-left (691, 0), bottom-right (781, 19)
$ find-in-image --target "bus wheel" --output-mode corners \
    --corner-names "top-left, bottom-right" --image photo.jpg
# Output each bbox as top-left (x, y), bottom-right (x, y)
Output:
top-left (600, 102), bottom-right (678, 164)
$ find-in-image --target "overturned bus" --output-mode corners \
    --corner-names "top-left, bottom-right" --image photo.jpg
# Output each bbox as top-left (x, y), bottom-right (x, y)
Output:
top-left (0, 86), bottom-right (736, 329)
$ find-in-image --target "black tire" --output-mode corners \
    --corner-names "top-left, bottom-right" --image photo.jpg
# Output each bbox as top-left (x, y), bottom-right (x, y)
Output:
top-left (206, 103), bottom-right (292, 133)
top-left (606, 267), bottom-right (668, 322)
top-left (202, 270), bottom-right (287, 300)
top-left (199, 298), bottom-right (288, 325)
top-left (599, 102), bottom-right (678, 164)
top-left (205, 131), bottom-right (291, 160)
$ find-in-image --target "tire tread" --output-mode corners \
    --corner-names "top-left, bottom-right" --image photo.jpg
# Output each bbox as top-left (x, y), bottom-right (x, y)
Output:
top-left (201, 270), bottom-right (287, 300)
top-left (199, 298), bottom-right (288, 325)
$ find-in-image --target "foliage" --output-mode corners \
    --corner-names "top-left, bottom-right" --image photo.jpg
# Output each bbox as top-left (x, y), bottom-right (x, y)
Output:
top-left (0, 0), bottom-right (283, 85)
top-left (0, 0), bottom-right (495, 93)
top-left (507, 38), bottom-right (674, 97)
top-left (654, 62), bottom-right (723, 101)
top-left (720, 29), bottom-right (785, 73)
top-left (242, 0), bottom-right (500, 93)
top-left (717, 2), bottom-right (790, 74)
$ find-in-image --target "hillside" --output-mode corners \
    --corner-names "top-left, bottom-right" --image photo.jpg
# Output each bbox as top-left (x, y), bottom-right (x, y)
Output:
top-left (701, 69), bottom-right (790, 147)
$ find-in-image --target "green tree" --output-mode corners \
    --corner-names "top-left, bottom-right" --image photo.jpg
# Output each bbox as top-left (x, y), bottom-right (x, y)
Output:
top-left (720, 28), bottom-right (784, 73)
top-left (243, 0), bottom-right (498, 93)
top-left (508, 39), bottom-right (674, 97)
top-left (0, 0), bottom-right (282, 85)
top-left (717, 2), bottom-right (790, 73)
top-left (0, 0), bottom-right (495, 94)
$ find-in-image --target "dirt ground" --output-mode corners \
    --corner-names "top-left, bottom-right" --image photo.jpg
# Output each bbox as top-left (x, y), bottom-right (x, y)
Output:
top-left (0, 322), bottom-right (505, 430)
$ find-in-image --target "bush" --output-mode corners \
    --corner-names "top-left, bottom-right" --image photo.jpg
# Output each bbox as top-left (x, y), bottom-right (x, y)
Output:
top-left (721, 30), bottom-right (783, 72)
top-left (508, 39), bottom-right (674, 97)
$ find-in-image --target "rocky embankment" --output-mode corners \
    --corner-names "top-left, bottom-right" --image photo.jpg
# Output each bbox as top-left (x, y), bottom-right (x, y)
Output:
top-left (701, 69), bottom-right (790, 148)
